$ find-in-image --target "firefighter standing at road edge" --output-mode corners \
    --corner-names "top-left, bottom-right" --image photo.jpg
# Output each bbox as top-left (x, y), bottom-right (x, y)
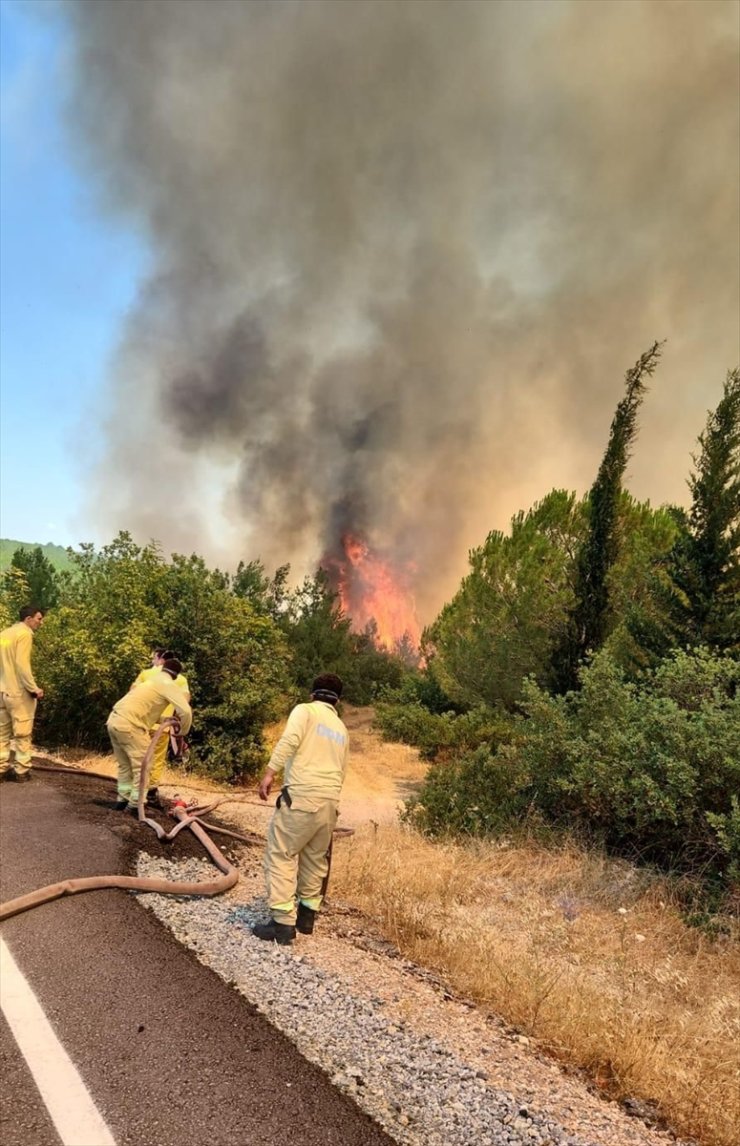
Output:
top-left (0, 604), bottom-right (45, 781)
top-left (254, 673), bottom-right (349, 946)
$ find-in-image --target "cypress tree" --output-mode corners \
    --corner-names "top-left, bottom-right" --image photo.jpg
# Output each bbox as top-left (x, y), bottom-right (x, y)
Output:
top-left (551, 342), bottom-right (663, 692)
top-left (664, 370), bottom-right (739, 652)
top-left (684, 369), bottom-right (740, 649)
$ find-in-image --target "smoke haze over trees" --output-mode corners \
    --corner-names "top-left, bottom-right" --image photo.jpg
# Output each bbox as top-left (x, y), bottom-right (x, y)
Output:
top-left (64, 0), bottom-right (739, 619)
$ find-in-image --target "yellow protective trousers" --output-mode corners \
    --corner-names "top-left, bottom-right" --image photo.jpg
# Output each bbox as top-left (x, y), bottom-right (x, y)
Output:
top-left (0, 692), bottom-right (37, 774)
top-left (107, 714), bottom-right (150, 804)
top-left (148, 726), bottom-right (169, 788)
top-left (264, 796), bottom-right (338, 926)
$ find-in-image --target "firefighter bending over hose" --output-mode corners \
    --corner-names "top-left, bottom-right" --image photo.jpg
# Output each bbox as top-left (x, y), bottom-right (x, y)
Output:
top-left (0, 604), bottom-right (45, 782)
top-left (107, 658), bottom-right (192, 813)
top-left (254, 673), bottom-right (349, 946)
top-left (131, 646), bottom-right (191, 805)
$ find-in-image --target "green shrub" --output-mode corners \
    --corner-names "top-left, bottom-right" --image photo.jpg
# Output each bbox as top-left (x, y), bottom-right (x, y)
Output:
top-left (375, 701), bottom-right (448, 759)
top-left (379, 666), bottom-right (462, 714)
top-left (405, 648), bottom-right (740, 877)
top-left (516, 648), bottom-right (740, 871)
top-left (403, 744), bottom-right (531, 836)
top-left (375, 700), bottom-right (509, 760)
top-left (706, 797), bottom-right (740, 884)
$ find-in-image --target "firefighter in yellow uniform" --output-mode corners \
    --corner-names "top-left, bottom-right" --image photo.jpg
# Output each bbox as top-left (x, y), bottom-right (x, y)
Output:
top-left (107, 658), bottom-right (192, 812)
top-left (254, 673), bottom-right (349, 945)
top-left (131, 647), bottom-right (190, 803)
top-left (0, 604), bottom-right (45, 782)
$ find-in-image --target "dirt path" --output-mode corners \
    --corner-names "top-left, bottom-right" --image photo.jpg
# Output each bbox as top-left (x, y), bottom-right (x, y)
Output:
top-left (331, 706), bottom-right (427, 827)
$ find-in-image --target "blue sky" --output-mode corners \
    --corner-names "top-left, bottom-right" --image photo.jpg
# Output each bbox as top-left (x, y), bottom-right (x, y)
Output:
top-left (0, 0), bottom-right (144, 547)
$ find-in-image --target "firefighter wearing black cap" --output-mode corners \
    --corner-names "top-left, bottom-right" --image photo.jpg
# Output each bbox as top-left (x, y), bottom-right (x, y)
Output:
top-left (254, 673), bottom-right (349, 945)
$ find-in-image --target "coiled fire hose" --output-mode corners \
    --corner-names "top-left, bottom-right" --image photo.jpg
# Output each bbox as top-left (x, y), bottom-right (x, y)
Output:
top-left (0, 723), bottom-right (239, 922)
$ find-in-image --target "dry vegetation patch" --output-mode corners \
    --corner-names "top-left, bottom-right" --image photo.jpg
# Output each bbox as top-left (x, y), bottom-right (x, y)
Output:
top-left (330, 824), bottom-right (740, 1146)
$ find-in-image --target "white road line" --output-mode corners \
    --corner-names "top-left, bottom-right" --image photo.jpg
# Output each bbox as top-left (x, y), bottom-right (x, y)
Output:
top-left (0, 937), bottom-right (117, 1146)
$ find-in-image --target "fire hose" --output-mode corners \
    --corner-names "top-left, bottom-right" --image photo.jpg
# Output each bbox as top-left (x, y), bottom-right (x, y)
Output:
top-left (0, 722), bottom-right (353, 922)
top-left (0, 723), bottom-right (241, 922)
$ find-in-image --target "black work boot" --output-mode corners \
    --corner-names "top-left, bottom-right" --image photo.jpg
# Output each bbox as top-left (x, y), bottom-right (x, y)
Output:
top-left (296, 904), bottom-right (318, 935)
top-left (146, 787), bottom-right (160, 806)
top-left (252, 919), bottom-right (296, 945)
top-left (12, 771), bottom-right (32, 783)
top-left (113, 798), bottom-right (128, 810)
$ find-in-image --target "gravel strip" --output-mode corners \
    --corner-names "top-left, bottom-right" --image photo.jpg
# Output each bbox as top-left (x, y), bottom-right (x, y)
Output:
top-left (137, 854), bottom-right (595, 1146)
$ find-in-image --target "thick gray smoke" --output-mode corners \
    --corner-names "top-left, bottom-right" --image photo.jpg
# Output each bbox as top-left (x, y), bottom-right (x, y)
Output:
top-left (67, 0), bottom-right (739, 620)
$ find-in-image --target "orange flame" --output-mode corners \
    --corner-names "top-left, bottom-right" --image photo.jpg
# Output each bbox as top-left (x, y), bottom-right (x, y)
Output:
top-left (325, 532), bottom-right (421, 653)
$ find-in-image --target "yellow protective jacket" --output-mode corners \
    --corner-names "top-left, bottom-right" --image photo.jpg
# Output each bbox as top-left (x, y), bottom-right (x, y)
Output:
top-left (110, 675), bottom-right (192, 736)
top-left (133, 666), bottom-right (190, 720)
top-left (0, 622), bottom-right (40, 696)
top-left (268, 701), bottom-right (349, 802)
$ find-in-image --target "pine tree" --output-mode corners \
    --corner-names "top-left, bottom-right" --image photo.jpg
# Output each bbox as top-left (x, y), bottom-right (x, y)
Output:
top-left (550, 342), bottom-right (663, 692)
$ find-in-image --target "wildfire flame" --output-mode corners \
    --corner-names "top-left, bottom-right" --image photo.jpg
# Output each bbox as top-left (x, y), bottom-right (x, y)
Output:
top-left (324, 532), bottom-right (421, 654)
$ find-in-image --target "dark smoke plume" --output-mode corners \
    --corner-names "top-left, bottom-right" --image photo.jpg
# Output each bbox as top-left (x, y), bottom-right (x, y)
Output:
top-left (66, 0), bottom-right (739, 619)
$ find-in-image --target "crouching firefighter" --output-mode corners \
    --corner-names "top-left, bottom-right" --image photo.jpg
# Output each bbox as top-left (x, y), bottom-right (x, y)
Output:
top-left (254, 673), bottom-right (349, 946)
top-left (130, 647), bottom-right (191, 805)
top-left (107, 658), bottom-right (192, 813)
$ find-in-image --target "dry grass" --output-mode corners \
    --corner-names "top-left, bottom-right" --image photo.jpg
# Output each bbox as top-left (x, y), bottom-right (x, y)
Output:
top-left (49, 745), bottom-right (118, 772)
top-left (330, 822), bottom-right (740, 1146)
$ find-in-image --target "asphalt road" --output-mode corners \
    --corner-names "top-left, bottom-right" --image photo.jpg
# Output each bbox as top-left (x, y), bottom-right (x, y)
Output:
top-left (0, 766), bottom-right (395, 1146)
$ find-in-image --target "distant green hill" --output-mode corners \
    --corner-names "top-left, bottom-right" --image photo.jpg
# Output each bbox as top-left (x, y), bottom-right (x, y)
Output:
top-left (0, 539), bottom-right (74, 572)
